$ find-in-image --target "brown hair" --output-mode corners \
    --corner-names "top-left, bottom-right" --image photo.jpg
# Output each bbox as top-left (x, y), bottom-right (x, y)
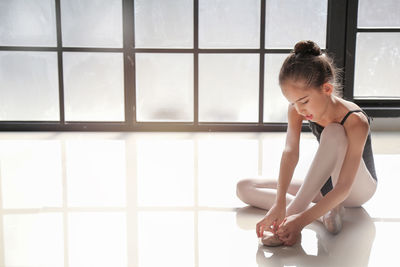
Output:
top-left (279, 40), bottom-right (342, 97)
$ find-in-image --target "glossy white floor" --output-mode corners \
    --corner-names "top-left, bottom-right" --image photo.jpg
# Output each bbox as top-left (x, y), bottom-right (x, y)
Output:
top-left (0, 131), bottom-right (398, 267)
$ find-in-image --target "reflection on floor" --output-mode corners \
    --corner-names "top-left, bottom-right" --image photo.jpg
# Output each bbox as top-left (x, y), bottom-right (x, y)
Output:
top-left (0, 131), bottom-right (398, 267)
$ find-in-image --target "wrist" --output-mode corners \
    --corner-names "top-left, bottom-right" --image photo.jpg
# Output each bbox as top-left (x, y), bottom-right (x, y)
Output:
top-left (275, 196), bottom-right (286, 207)
top-left (297, 212), bottom-right (309, 228)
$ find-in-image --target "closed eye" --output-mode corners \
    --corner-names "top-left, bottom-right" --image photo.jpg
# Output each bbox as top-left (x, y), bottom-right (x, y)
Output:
top-left (301, 100), bottom-right (309, 104)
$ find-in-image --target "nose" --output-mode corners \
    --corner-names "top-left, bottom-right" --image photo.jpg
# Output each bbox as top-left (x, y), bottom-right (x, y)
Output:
top-left (294, 103), bottom-right (305, 115)
top-left (295, 106), bottom-right (308, 117)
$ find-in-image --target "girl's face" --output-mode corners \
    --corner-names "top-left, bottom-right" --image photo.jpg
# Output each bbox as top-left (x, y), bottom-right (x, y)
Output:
top-left (281, 80), bottom-right (332, 122)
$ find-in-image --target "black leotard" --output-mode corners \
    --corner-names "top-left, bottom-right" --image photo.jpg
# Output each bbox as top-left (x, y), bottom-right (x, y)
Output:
top-left (308, 110), bottom-right (378, 196)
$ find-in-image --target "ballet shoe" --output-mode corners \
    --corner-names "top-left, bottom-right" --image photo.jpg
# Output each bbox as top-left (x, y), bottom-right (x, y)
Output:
top-left (261, 231), bottom-right (284, 247)
top-left (322, 205), bottom-right (345, 234)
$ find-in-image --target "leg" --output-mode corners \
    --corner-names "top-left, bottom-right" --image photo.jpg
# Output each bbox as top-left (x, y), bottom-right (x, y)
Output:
top-left (286, 122), bottom-right (377, 214)
top-left (236, 178), bottom-right (323, 210)
top-left (286, 123), bottom-right (349, 216)
top-left (236, 178), bottom-right (315, 246)
top-left (339, 158), bottom-right (377, 207)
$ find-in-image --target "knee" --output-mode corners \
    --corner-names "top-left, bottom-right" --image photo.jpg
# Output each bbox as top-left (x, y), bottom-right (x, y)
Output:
top-left (236, 179), bottom-right (254, 203)
top-left (320, 123), bottom-right (347, 147)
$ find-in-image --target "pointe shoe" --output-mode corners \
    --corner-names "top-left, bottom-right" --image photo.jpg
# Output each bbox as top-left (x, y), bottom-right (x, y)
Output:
top-left (322, 205), bottom-right (345, 234)
top-left (261, 231), bottom-right (284, 247)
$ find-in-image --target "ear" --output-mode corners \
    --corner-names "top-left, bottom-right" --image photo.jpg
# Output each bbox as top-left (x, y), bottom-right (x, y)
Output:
top-left (322, 82), bottom-right (334, 96)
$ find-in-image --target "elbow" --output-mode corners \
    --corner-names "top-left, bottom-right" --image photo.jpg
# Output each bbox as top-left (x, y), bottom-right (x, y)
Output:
top-left (282, 149), bottom-right (299, 165)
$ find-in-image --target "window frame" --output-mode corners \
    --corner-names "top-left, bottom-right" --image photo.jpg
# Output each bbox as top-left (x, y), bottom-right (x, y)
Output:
top-left (1, 0), bottom-right (395, 132)
top-left (345, 0), bottom-right (400, 117)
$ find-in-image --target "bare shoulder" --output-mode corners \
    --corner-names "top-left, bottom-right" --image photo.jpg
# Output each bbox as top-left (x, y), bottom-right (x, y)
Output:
top-left (339, 98), bottom-right (369, 133)
top-left (343, 112), bottom-right (369, 143)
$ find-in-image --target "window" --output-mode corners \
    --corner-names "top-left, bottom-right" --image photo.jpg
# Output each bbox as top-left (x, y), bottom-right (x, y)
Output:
top-left (345, 0), bottom-right (400, 117)
top-left (1, 0), bottom-right (394, 131)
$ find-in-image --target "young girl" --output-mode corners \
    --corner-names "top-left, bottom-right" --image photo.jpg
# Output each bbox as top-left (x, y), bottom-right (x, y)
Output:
top-left (236, 40), bottom-right (377, 246)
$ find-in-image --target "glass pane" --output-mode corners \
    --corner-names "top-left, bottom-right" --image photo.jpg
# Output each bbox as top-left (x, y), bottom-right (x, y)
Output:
top-left (137, 139), bottom-right (194, 206)
top-left (138, 212), bottom-right (194, 267)
top-left (264, 54), bottom-right (289, 122)
top-left (136, 53), bottom-right (193, 122)
top-left (265, 0), bottom-right (327, 49)
top-left (63, 52), bottom-right (125, 121)
top-left (135, 0), bottom-right (193, 48)
top-left (68, 212), bottom-right (127, 267)
top-left (354, 33), bottom-right (400, 98)
top-left (199, 54), bottom-right (259, 122)
top-left (0, 0), bottom-right (57, 46)
top-left (0, 52), bottom-right (59, 121)
top-left (3, 214), bottom-right (64, 267)
top-left (199, 0), bottom-right (260, 48)
top-left (66, 140), bottom-right (126, 207)
top-left (0, 140), bottom-right (62, 209)
top-left (61, 0), bottom-right (122, 48)
top-left (358, 0), bottom-right (400, 28)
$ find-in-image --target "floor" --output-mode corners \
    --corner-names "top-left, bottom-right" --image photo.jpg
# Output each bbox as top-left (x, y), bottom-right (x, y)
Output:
top-left (0, 131), bottom-right (398, 267)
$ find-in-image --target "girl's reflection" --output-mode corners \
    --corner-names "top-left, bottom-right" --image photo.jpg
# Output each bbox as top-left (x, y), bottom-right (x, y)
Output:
top-left (236, 206), bottom-right (375, 267)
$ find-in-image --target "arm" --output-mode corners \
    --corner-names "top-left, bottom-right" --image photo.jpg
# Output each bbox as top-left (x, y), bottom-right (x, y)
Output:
top-left (256, 105), bottom-right (303, 237)
top-left (275, 104), bottom-right (303, 207)
top-left (297, 115), bottom-right (370, 227)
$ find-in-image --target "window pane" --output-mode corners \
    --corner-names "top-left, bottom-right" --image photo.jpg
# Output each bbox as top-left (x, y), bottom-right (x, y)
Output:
top-left (358, 0), bottom-right (400, 28)
top-left (61, 0), bottom-right (122, 48)
top-left (264, 54), bottom-right (289, 122)
top-left (63, 52), bottom-right (125, 121)
top-left (354, 33), bottom-right (400, 98)
top-left (135, 0), bottom-right (193, 48)
top-left (265, 0), bottom-right (327, 49)
top-left (199, 54), bottom-right (259, 122)
top-left (135, 53), bottom-right (193, 122)
top-left (0, 52), bottom-right (59, 121)
top-left (0, 0), bottom-right (56, 46)
top-left (199, 0), bottom-right (260, 48)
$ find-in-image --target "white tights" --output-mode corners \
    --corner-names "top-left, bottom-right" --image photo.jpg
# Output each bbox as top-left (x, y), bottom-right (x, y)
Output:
top-left (236, 123), bottom-right (377, 217)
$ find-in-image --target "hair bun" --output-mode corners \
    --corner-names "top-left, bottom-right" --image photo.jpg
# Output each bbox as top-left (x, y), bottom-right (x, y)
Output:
top-left (294, 40), bottom-right (322, 56)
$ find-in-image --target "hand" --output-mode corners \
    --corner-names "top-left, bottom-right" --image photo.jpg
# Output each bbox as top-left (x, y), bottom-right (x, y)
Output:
top-left (276, 214), bottom-right (304, 246)
top-left (256, 204), bottom-right (286, 238)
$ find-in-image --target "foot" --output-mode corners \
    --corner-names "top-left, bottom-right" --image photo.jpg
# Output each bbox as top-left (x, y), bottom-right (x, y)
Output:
top-left (322, 205), bottom-right (345, 234)
top-left (261, 231), bottom-right (284, 247)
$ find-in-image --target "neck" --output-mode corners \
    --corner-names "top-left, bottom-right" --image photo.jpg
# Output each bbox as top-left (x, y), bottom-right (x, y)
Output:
top-left (318, 96), bottom-right (344, 125)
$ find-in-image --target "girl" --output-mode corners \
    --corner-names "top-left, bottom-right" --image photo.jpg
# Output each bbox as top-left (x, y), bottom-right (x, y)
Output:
top-left (236, 40), bottom-right (377, 246)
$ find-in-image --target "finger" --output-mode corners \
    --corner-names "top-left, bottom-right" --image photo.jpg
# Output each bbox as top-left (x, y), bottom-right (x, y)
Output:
top-left (276, 226), bottom-right (286, 235)
top-left (256, 223), bottom-right (261, 237)
top-left (282, 233), bottom-right (293, 244)
top-left (279, 233), bottom-right (290, 242)
top-left (258, 225), bottom-right (266, 238)
top-left (278, 218), bottom-right (287, 228)
top-left (273, 221), bottom-right (279, 233)
top-left (284, 239), bottom-right (295, 246)
top-left (262, 219), bottom-right (274, 235)
top-left (257, 222), bottom-right (266, 237)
